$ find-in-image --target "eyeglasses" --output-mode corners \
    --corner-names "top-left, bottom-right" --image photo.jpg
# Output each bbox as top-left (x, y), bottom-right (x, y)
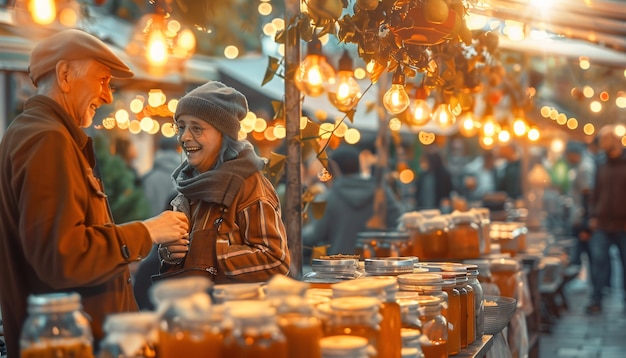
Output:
top-left (173, 121), bottom-right (209, 138)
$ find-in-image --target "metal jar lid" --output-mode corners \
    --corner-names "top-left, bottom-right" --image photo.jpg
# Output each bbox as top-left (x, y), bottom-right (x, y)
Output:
top-left (365, 257), bottom-right (415, 275)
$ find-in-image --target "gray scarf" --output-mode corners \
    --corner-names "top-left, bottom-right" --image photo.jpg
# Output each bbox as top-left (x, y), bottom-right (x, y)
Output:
top-left (170, 148), bottom-right (265, 218)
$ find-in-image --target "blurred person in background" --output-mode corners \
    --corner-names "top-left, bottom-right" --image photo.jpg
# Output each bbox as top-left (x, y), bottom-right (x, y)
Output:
top-left (414, 149), bottom-right (454, 212)
top-left (0, 29), bottom-right (189, 356)
top-left (461, 150), bottom-right (498, 204)
top-left (496, 142), bottom-right (523, 200)
top-left (302, 145), bottom-right (405, 255)
top-left (586, 125), bottom-right (626, 314)
top-left (152, 81), bottom-right (290, 284)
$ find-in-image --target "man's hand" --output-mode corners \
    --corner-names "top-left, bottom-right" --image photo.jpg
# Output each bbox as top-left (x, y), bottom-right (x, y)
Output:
top-left (142, 211), bottom-right (189, 245)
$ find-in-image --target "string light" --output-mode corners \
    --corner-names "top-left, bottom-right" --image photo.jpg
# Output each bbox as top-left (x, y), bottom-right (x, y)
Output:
top-left (327, 50), bottom-right (361, 112)
top-left (294, 36), bottom-right (336, 97)
top-left (383, 67), bottom-right (410, 114)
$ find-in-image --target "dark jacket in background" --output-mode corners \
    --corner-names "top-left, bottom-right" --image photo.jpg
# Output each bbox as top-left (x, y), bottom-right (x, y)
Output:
top-left (591, 150), bottom-right (626, 232)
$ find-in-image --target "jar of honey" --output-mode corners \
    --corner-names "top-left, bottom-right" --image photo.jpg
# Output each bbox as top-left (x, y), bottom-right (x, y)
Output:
top-left (397, 273), bottom-right (449, 324)
top-left (99, 312), bottom-right (158, 358)
top-left (415, 296), bottom-right (448, 358)
top-left (332, 277), bottom-right (402, 358)
top-left (273, 296), bottom-right (323, 358)
top-left (471, 207), bottom-right (492, 255)
top-left (401, 328), bottom-right (425, 358)
top-left (320, 335), bottom-right (369, 358)
top-left (461, 263), bottom-right (484, 340)
top-left (324, 297), bottom-right (381, 357)
top-left (150, 276), bottom-right (213, 358)
top-left (20, 292), bottom-right (94, 358)
top-left (412, 217), bottom-right (449, 260)
top-left (303, 258), bottom-right (361, 289)
top-left (223, 302), bottom-right (288, 358)
top-left (489, 258), bottom-right (520, 299)
top-left (447, 210), bottom-right (481, 259)
top-left (356, 231), bottom-right (412, 258)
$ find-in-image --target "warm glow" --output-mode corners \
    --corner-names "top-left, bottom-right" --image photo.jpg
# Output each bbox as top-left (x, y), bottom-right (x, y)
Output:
top-left (263, 23), bottom-right (277, 37)
top-left (264, 127), bottom-right (277, 141)
top-left (258, 2), bottom-right (272, 15)
top-left (498, 129), bottom-right (511, 143)
top-left (129, 120), bottom-right (142, 134)
top-left (102, 117), bottom-right (116, 130)
top-left (579, 57), bottom-right (590, 70)
top-left (300, 116), bottom-right (309, 130)
top-left (148, 120), bottom-right (160, 134)
top-left (319, 122), bottom-right (335, 139)
top-left (551, 138), bottom-right (565, 153)
top-left (504, 20), bottom-right (525, 41)
top-left (617, 95), bottom-right (626, 108)
top-left (273, 125), bottom-right (286, 139)
top-left (399, 169), bottom-right (415, 184)
top-left (58, 7), bottom-right (77, 27)
top-left (354, 68), bottom-right (366, 80)
top-left (549, 108), bottom-right (559, 120)
top-left (115, 109), bottom-right (129, 125)
top-left (466, 13), bottom-right (488, 30)
top-left (389, 117), bottom-right (402, 131)
top-left (162, 122), bottom-right (176, 137)
top-left (566, 118), bottom-right (578, 130)
top-left (148, 89), bottom-right (166, 107)
top-left (224, 45), bottom-right (239, 59)
top-left (556, 114), bottom-right (567, 125)
top-left (480, 136), bottom-right (495, 150)
top-left (130, 98), bottom-right (144, 114)
top-left (177, 29), bottom-right (196, 52)
top-left (583, 86), bottom-right (595, 98)
top-left (482, 117), bottom-right (499, 137)
top-left (458, 112), bottom-right (477, 137)
top-left (583, 123), bottom-right (595, 136)
top-left (600, 91), bottom-right (609, 101)
top-left (30, 0), bottom-right (56, 25)
top-left (590, 101), bottom-right (602, 113)
top-left (513, 118), bottom-right (527, 136)
top-left (540, 106), bottom-right (551, 118)
top-left (418, 131), bottom-right (436, 145)
top-left (615, 124), bottom-right (626, 137)
top-left (383, 84), bottom-right (410, 114)
top-left (344, 128), bottom-right (361, 144)
top-left (147, 30), bottom-right (168, 67)
top-left (409, 99), bottom-right (432, 128)
top-left (334, 121), bottom-right (348, 137)
top-left (168, 99), bottom-right (178, 113)
top-left (431, 104), bottom-right (456, 128)
top-left (254, 118), bottom-right (267, 132)
top-left (327, 71), bottom-right (361, 112)
top-left (140, 117), bottom-right (153, 132)
top-left (271, 18), bottom-right (284, 31)
top-left (117, 120), bottom-right (129, 130)
top-left (622, 137), bottom-right (626, 147)
top-left (528, 127), bottom-right (540, 141)
top-left (294, 55), bottom-right (335, 97)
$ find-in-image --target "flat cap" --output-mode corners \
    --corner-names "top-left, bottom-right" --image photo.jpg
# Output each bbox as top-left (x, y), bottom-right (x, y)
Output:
top-left (28, 29), bottom-right (134, 87)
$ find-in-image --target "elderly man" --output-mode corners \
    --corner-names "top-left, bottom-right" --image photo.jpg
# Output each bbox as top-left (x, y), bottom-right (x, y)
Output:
top-left (586, 125), bottom-right (626, 314)
top-left (0, 29), bottom-right (190, 355)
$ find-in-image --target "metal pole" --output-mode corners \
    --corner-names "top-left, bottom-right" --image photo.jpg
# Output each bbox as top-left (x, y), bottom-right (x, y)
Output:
top-left (284, 0), bottom-right (303, 279)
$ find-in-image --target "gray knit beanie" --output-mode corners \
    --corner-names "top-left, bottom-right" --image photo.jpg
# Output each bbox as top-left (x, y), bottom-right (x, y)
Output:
top-left (175, 81), bottom-right (248, 140)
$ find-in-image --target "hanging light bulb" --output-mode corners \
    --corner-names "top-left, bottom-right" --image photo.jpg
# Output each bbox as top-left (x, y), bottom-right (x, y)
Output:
top-left (408, 83), bottom-right (431, 127)
top-left (383, 67), bottom-right (410, 114)
top-left (458, 112), bottom-right (478, 137)
top-left (294, 36), bottom-right (335, 97)
top-left (432, 104), bottom-right (456, 128)
top-left (327, 50), bottom-right (361, 112)
top-left (146, 28), bottom-right (168, 67)
top-left (30, 0), bottom-right (56, 25)
top-left (481, 115), bottom-right (500, 138)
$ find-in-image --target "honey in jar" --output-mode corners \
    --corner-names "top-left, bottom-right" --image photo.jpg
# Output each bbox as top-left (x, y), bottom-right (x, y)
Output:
top-left (324, 297), bottom-right (381, 357)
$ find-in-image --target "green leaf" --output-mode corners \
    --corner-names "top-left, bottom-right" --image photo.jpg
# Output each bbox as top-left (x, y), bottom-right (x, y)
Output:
top-left (262, 56), bottom-right (281, 86)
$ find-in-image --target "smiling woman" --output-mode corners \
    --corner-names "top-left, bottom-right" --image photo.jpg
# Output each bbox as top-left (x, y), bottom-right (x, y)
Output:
top-left (152, 81), bottom-right (291, 284)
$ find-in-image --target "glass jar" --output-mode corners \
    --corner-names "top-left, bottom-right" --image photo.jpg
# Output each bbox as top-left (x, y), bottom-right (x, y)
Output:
top-left (150, 276), bottom-right (213, 358)
top-left (320, 335), bottom-right (369, 358)
top-left (397, 298), bottom-right (422, 332)
top-left (223, 302), bottom-right (288, 357)
top-left (364, 257), bottom-right (415, 277)
top-left (99, 312), bottom-right (158, 358)
top-left (303, 258), bottom-right (361, 289)
top-left (324, 297), bottom-right (381, 357)
top-left (332, 277), bottom-right (401, 358)
top-left (439, 272), bottom-right (461, 355)
top-left (20, 292), bottom-right (94, 358)
top-left (355, 231), bottom-right (412, 258)
top-left (272, 296), bottom-right (323, 358)
top-left (397, 273), bottom-right (449, 328)
top-left (489, 258), bottom-right (520, 299)
top-left (415, 296), bottom-right (448, 358)
top-left (447, 211), bottom-right (481, 259)
top-left (462, 264), bottom-right (485, 340)
top-left (412, 217), bottom-right (449, 260)
top-left (471, 207), bottom-right (491, 255)
top-left (401, 328), bottom-right (425, 358)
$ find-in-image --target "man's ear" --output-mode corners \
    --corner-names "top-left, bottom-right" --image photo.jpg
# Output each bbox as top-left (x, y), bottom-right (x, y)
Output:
top-left (55, 60), bottom-right (71, 92)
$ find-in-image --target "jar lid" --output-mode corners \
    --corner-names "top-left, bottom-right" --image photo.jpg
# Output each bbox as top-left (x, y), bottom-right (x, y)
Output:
top-left (264, 274), bottom-right (309, 297)
top-left (397, 273), bottom-right (443, 285)
top-left (419, 217), bottom-right (448, 231)
top-left (356, 231), bottom-right (410, 241)
top-left (401, 328), bottom-right (422, 340)
top-left (227, 300), bottom-right (274, 319)
top-left (395, 291), bottom-right (420, 300)
top-left (332, 276), bottom-right (397, 297)
top-left (419, 209), bottom-right (441, 218)
top-left (150, 276), bottom-right (212, 303)
top-left (415, 295), bottom-right (441, 307)
top-left (320, 335), bottom-right (368, 355)
top-left (365, 257), bottom-right (414, 275)
top-left (490, 258), bottom-right (520, 271)
top-left (103, 312), bottom-right (158, 333)
top-left (402, 347), bottom-right (420, 358)
top-left (213, 283), bottom-right (262, 302)
top-left (401, 212), bottom-right (423, 229)
top-left (312, 258), bottom-right (358, 270)
top-left (449, 210), bottom-right (478, 224)
top-left (329, 297), bottom-right (380, 312)
top-left (398, 299), bottom-right (420, 310)
top-left (27, 292), bottom-right (82, 314)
